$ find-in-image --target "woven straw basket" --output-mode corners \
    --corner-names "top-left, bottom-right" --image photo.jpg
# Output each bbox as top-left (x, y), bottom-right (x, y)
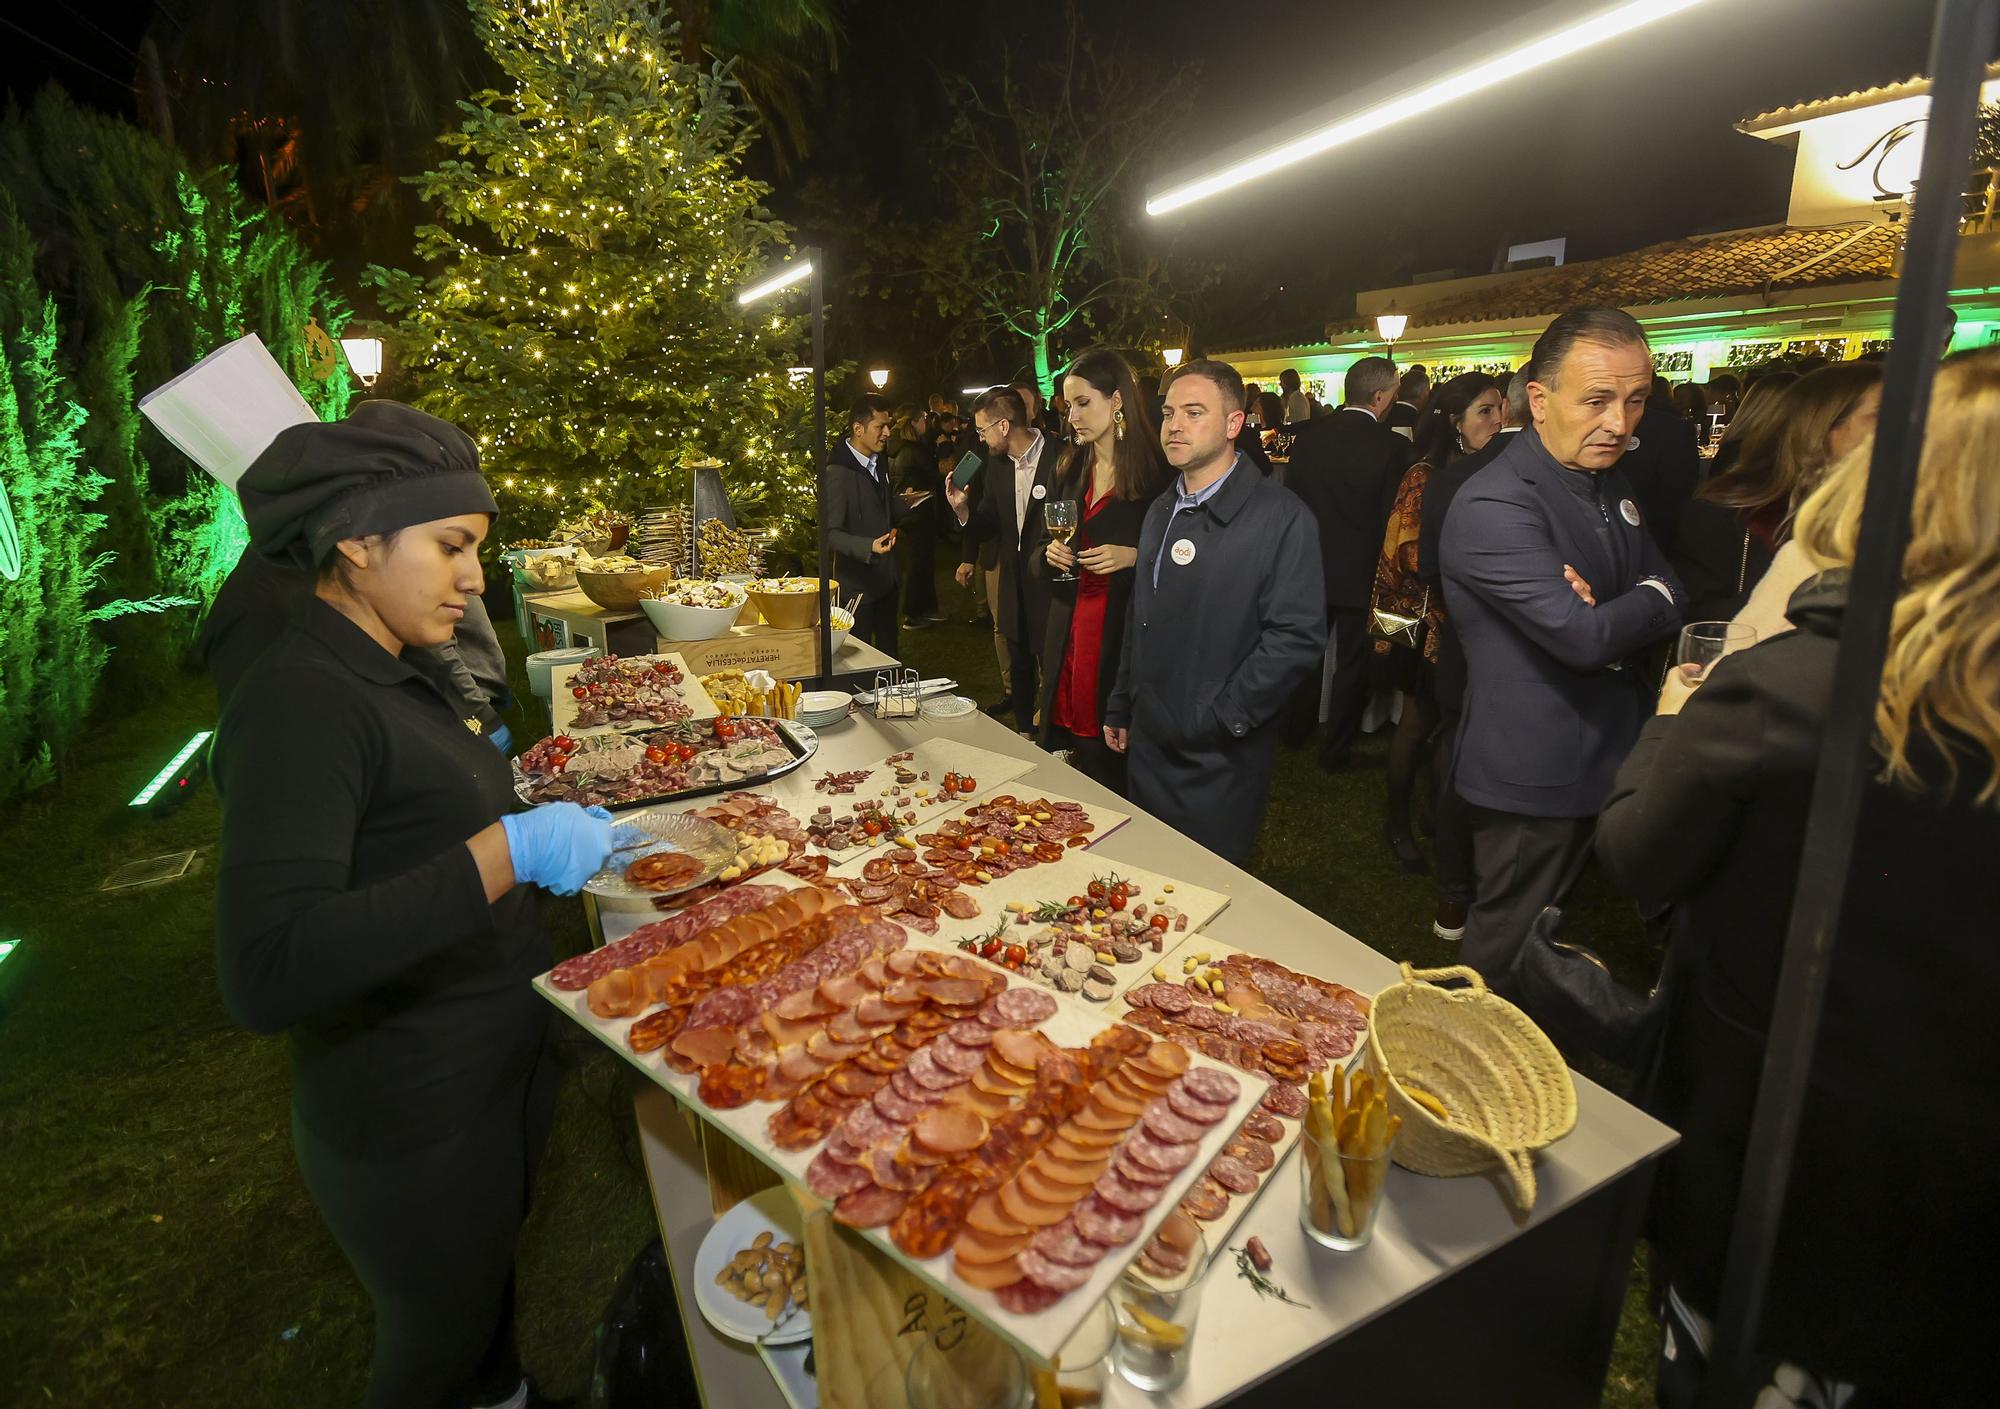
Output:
top-left (1366, 963), bottom-right (1577, 1213)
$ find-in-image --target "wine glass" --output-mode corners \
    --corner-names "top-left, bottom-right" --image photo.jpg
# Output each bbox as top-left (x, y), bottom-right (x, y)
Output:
top-left (1044, 499), bottom-right (1080, 582)
top-left (1675, 621), bottom-right (1756, 686)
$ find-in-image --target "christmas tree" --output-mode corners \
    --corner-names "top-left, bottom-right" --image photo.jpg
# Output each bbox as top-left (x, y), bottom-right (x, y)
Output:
top-left (372, 0), bottom-right (815, 547)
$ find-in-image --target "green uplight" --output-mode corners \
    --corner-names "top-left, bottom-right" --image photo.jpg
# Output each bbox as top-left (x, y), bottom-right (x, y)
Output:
top-left (0, 939), bottom-right (17, 967)
top-left (129, 731), bottom-right (213, 807)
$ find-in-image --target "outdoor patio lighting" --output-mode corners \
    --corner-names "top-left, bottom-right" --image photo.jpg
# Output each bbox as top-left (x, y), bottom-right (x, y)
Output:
top-left (1376, 310), bottom-right (1408, 345)
top-left (1162, 347), bottom-right (1185, 368)
top-left (869, 367), bottom-right (889, 389)
top-left (339, 336), bottom-right (384, 387)
top-left (961, 385), bottom-right (992, 395)
top-left (736, 259), bottom-right (813, 304)
top-left (129, 730), bottom-right (213, 808)
top-left (0, 938), bottom-right (17, 968)
top-left (1145, 0), bottom-right (1713, 215)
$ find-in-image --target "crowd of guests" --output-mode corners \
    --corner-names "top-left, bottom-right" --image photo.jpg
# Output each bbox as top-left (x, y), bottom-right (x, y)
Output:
top-left (822, 310), bottom-right (1997, 1406)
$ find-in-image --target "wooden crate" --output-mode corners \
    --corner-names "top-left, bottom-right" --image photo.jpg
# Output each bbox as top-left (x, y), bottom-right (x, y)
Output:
top-left (657, 625), bottom-right (837, 679)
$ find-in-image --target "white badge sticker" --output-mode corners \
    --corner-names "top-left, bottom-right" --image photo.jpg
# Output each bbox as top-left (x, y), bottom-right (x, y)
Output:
top-left (1626, 435), bottom-right (1641, 451)
top-left (1620, 498), bottom-right (1641, 526)
top-left (1169, 538), bottom-right (1197, 566)
top-left (1031, 483), bottom-right (1047, 500)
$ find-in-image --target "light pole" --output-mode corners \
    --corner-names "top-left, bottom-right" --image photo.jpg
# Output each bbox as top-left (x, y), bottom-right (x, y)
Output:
top-left (737, 248), bottom-right (833, 687)
top-left (1374, 308), bottom-right (1407, 359)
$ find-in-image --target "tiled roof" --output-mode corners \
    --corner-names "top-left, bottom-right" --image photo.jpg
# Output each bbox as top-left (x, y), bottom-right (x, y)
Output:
top-left (1328, 224), bottom-right (1900, 339)
top-left (1737, 63), bottom-right (2000, 133)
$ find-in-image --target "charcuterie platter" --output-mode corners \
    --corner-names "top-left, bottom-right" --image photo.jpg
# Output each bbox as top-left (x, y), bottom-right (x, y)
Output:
top-left (765, 739), bottom-right (1038, 861)
top-left (513, 717), bottom-right (819, 811)
top-left (1106, 933), bottom-right (1374, 1257)
top-left (551, 652), bottom-right (719, 733)
top-left (532, 884), bottom-right (1265, 1363)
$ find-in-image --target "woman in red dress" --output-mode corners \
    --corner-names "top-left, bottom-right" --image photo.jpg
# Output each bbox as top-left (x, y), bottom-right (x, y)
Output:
top-left (1037, 347), bottom-right (1166, 793)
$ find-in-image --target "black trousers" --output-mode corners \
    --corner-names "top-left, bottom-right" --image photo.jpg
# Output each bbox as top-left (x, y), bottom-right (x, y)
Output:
top-left (1058, 728), bottom-right (1128, 797)
top-left (294, 1041), bottom-right (561, 1409)
top-left (1007, 633), bottom-right (1038, 733)
top-left (899, 523), bottom-right (938, 619)
top-left (1462, 807), bottom-right (1595, 989)
top-left (1320, 606), bottom-right (1372, 764)
top-left (851, 591), bottom-right (900, 658)
top-left (1432, 703), bottom-right (1475, 907)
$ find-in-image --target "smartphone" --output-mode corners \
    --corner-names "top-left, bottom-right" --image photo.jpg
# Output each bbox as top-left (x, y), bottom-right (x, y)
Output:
top-left (950, 450), bottom-right (982, 491)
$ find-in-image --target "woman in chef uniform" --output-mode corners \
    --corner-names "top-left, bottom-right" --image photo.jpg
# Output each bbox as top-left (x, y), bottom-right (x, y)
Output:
top-left (214, 403), bottom-right (626, 1409)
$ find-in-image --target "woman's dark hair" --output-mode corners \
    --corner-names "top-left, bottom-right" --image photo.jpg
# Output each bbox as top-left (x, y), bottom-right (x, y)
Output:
top-left (1056, 346), bottom-right (1166, 502)
top-left (1411, 372), bottom-right (1499, 469)
top-left (1700, 361), bottom-right (1883, 526)
top-left (1670, 381), bottom-right (1709, 422)
top-left (1256, 390), bottom-right (1285, 430)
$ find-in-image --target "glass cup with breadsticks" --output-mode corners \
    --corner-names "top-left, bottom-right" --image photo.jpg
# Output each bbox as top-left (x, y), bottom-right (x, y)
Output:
top-left (1299, 1061), bottom-right (1400, 1252)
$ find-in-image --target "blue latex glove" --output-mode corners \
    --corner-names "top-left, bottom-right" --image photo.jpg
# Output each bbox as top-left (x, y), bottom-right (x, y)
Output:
top-left (500, 803), bottom-right (619, 895)
top-left (489, 722), bottom-right (513, 754)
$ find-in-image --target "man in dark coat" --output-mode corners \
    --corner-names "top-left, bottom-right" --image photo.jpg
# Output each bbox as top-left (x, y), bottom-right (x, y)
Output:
top-left (1440, 308), bottom-right (1684, 986)
top-left (1616, 400), bottom-right (1702, 551)
top-left (946, 386), bottom-right (1057, 731)
top-left (1104, 359), bottom-right (1326, 865)
top-left (1384, 366), bottom-right (1429, 432)
top-left (820, 395), bottom-right (910, 654)
top-left (1282, 354), bottom-right (1410, 765)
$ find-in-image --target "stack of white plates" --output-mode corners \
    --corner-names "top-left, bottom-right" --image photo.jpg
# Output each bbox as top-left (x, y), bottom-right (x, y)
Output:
top-left (797, 689), bottom-right (852, 729)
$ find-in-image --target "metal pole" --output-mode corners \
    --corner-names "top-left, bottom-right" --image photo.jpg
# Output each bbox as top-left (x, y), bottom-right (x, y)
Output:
top-left (1697, 1), bottom-right (1997, 1399)
top-left (810, 248), bottom-right (832, 690)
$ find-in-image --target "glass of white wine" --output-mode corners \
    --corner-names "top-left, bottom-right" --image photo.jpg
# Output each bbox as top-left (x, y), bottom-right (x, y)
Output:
top-left (1045, 499), bottom-right (1080, 582)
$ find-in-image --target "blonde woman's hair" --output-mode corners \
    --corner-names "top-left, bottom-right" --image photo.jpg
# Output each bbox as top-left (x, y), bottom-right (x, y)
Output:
top-left (1793, 349), bottom-right (2000, 804)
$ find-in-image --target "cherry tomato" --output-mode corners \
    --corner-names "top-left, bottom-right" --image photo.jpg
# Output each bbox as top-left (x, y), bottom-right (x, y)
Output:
top-left (654, 661), bottom-right (675, 674)
top-left (1108, 893), bottom-right (1127, 912)
top-left (942, 771), bottom-right (959, 791)
top-left (645, 747), bottom-right (667, 764)
top-left (1150, 913), bottom-right (1171, 931)
top-left (571, 686), bottom-right (587, 698)
top-left (1005, 944), bottom-right (1027, 965)
top-left (958, 776), bottom-right (976, 793)
top-left (980, 938), bottom-right (1002, 959)
top-left (550, 757), bottom-right (568, 772)
top-left (862, 819), bottom-right (883, 837)
top-left (1087, 881), bottom-right (1106, 901)
top-left (1068, 896), bottom-right (1087, 909)
top-left (991, 839), bottom-right (1009, 854)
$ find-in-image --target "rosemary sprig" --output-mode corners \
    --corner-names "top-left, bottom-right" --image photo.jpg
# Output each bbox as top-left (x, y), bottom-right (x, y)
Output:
top-left (1231, 1246), bottom-right (1309, 1307)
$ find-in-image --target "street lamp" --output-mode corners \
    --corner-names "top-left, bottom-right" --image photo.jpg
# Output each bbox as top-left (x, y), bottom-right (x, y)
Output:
top-left (737, 248), bottom-right (834, 686)
top-left (1375, 308), bottom-right (1407, 355)
top-left (340, 335), bottom-right (384, 388)
top-left (869, 367), bottom-right (889, 389)
top-left (1162, 347), bottom-right (1185, 369)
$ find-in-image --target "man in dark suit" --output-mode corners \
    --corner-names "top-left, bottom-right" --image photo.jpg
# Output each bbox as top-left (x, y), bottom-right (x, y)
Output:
top-left (1440, 308), bottom-right (1685, 987)
top-left (947, 386), bottom-right (1056, 732)
top-left (1615, 399), bottom-right (1701, 551)
top-left (1384, 366), bottom-right (1429, 433)
top-left (821, 395), bottom-right (910, 654)
top-left (1282, 354), bottom-right (1410, 767)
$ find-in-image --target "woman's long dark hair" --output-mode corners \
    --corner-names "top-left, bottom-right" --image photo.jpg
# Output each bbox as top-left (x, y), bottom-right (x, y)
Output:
top-left (1056, 346), bottom-right (1166, 502)
top-left (1411, 372), bottom-right (1499, 469)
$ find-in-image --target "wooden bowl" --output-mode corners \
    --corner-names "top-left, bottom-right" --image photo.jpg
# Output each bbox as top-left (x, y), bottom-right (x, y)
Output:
top-left (748, 579), bottom-right (837, 631)
top-left (575, 565), bottom-right (673, 611)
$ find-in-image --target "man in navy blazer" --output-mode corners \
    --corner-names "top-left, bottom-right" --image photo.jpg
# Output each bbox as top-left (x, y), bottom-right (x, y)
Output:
top-left (1440, 308), bottom-right (1685, 986)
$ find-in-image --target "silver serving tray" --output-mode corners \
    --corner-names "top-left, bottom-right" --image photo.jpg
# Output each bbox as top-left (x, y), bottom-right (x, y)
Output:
top-left (513, 718), bottom-right (820, 813)
top-left (584, 811), bottom-right (739, 910)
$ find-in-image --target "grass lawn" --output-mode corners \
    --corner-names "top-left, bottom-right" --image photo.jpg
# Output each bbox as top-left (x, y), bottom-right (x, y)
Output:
top-left (0, 565), bottom-right (1663, 1406)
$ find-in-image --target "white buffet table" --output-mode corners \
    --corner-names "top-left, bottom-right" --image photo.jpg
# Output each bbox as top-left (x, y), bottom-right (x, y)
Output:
top-left (592, 704), bottom-right (1676, 1408)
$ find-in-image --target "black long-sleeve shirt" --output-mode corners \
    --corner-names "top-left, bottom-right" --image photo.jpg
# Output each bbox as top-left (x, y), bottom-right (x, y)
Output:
top-left (213, 599), bottom-right (548, 1156)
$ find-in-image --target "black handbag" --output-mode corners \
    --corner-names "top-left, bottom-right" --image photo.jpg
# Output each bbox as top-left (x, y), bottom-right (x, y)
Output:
top-left (1507, 905), bottom-right (1668, 1069)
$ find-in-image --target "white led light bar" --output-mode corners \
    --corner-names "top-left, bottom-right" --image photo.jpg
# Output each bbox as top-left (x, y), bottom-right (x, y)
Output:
top-left (736, 260), bottom-right (814, 305)
top-left (129, 730), bottom-right (213, 807)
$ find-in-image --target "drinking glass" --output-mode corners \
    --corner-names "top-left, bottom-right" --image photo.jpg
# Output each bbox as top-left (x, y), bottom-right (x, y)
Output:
top-left (1299, 1133), bottom-right (1397, 1251)
top-left (1044, 499), bottom-right (1080, 582)
top-left (1038, 1298), bottom-right (1115, 1405)
top-left (1112, 1223), bottom-right (1210, 1392)
top-left (903, 1312), bottom-right (1026, 1409)
top-left (1675, 621), bottom-right (1757, 687)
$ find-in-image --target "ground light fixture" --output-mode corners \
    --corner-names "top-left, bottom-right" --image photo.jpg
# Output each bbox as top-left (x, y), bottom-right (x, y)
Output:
top-left (0, 938), bottom-right (17, 968)
top-left (129, 729), bottom-right (214, 809)
top-left (1145, 0), bottom-right (1715, 216)
top-left (339, 336), bottom-right (384, 388)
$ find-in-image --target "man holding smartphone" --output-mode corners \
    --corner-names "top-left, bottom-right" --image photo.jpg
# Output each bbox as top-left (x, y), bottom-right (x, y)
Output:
top-left (823, 396), bottom-right (917, 653)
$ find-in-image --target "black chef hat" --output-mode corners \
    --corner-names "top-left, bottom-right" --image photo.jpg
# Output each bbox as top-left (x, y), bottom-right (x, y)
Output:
top-left (238, 400), bottom-right (499, 569)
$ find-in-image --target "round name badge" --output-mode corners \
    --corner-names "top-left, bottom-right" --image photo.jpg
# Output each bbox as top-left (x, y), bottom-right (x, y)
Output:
top-left (1626, 435), bottom-right (1642, 451)
top-left (1032, 483), bottom-right (1047, 500)
top-left (1620, 498), bottom-right (1641, 526)
top-left (1169, 538), bottom-right (1197, 567)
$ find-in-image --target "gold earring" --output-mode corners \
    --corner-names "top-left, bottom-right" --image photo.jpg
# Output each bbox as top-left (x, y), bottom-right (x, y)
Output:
top-left (1114, 409), bottom-right (1126, 441)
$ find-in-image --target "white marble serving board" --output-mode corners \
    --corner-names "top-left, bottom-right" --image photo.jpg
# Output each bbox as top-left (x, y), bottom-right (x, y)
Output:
top-left (531, 926), bottom-right (1265, 1365)
top-left (551, 652), bottom-right (719, 734)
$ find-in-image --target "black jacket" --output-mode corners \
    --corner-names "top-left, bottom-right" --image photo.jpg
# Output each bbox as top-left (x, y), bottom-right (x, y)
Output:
top-left (820, 442), bottom-right (910, 609)
top-left (1106, 454), bottom-right (1326, 863)
top-left (1284, 406), bottom-right (1411, 609)
top-left (214, 600), bottom-right (550, 1157)
top-left (1384, 399), bottom-right (1421, 430)
top-left (1615, 404), bottom-right (1701, 549)
top-left (958, 432), bottom-right (1058, 647)
top-left (1440, 427), bottom-right (1684, 818)
top-left (1665, 496), bottom-right (1777, 623)
top-left (1595, 572), bottom-right (1999, 1394)
top-left (1036, 488), bottom-right (1151, 747)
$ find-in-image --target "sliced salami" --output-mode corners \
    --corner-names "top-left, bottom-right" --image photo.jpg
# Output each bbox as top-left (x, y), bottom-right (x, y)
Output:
top-left (944, 1018), bottom-right (995, 1047)
top-left (903, 913), bottom-right (941, 936)
top-left (861, 856), bottom-right (898, 882)
top-left (1241, 1110), bottom-right (1287, 1143)
top-left (941, 891), bottom-right (981, 920)
top-left (1165, 1083), bottom-right (1232, 1126)
top-left (1260, 1082), bottom-right (1308, 1118)
top-left (1073, 1196), bottom-right (1142, 1247)
top-left (1138, 1235), bottom-right (1190, 1277)
top-left (1141, 1105), bottom-right (1207, 1144)
top-left (1223, 1137), bottom-right (1277, 1173)
top-left (1207, 1154), bottom-right (1260, 1194)
top-left (995, 1279), bottom-right (1066, 1316)
top-left (1179, 1177), bottom-right (1231, 1221)
top-left (1026, 1222), bottom-right (1100, 1268)
top-left (931, 1039), bottom-right (988, 1076)
top-left (988, 987), bottom-right (1058, 1027)
top-left (838, 1103), bottom-right (898, 1148)
top-left (833, 1184), bottom-right (908, 1228)
top-left (906, 1049), bottom-right (965, 1091)
top-left (1175, 1005), bottom-right (1224, 1032)
top-left (1125, 1132), bottom-right (1198, 1174)
top-left (1092, 1170), bottom-right (1164, 1214)
top-left (1112, 1150), bottom-right (1175, 1187)
top-left (873, 1084), bottom-right (931, 1123)
top-left (1181, 1067), bottom-right (1242, 1105)
top-left (1014, 1249), bottom-right (1095, 1293)
top-left (806, 1150), bottom-right (875, 1199)
top-left (849, 882), bottom-right (895, 904)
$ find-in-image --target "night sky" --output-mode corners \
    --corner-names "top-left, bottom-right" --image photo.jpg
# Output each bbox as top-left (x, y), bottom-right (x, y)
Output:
top-left (1, 0), bottom-right (1953, 361)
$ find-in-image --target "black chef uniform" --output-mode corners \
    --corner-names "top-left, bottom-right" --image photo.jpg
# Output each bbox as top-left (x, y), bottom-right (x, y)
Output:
top-left (214, 404), bottom-right (553, 1408)
top-left (1105, 451), bottom-right (1326, 864)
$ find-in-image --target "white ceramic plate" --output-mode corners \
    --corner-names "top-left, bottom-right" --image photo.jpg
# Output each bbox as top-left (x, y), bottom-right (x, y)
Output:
top-left (693, 1186), bottom-right (813, 1347)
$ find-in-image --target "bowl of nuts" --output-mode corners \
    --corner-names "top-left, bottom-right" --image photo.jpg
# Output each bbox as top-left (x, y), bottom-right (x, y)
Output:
top-left (694, 1187), bottom-right (811, 1345)
top-left (640, 579), bottom-right (748, 641)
